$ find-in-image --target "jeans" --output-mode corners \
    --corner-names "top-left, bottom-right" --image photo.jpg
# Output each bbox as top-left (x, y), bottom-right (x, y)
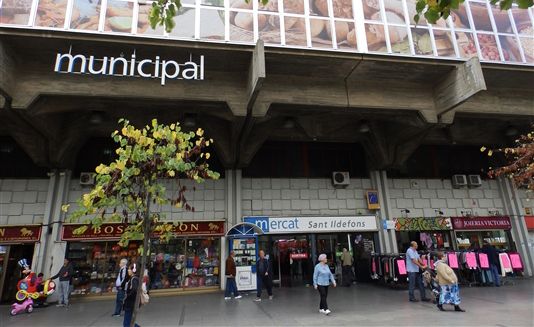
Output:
top-left (256, 274), bottom-right (273, 298)
top-left (317, 285), bottom-right (329, 310)
top-left (408, 272), bottom-right (427, 300)
top-left (123, 308), bottom-right (140, 327)
top-left (224, 277), bottom-right (239, 297)
top-left (59, 281), bottom-right (70, 305)
top-left (114, 288), bottom-right (125, 315)
top-left (490, 264), bottom-right (501, 287)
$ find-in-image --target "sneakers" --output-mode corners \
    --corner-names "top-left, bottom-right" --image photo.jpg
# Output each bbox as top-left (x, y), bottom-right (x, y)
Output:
top-left (112, 314), bottom-right (121, 317)
top-left (224, 297), bottom-right (231, 300)
top-left (324, 309), bottom-right (331, 315)
top-left (269, 295), bottom-right (273, 300)
top-left (235, 295), bottom-right (242, 299)
top-left (56, 304), bottom-right (65, 307)
top-left (254, 298), bottom-right (261, 302)
top-left (319, 309), bottom-right (326, 314)
top-left (409, 299), bottom-right (419, 302)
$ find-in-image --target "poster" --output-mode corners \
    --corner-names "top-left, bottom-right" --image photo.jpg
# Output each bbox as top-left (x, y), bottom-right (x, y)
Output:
top-left (0, 0), bottom-right (33, 25)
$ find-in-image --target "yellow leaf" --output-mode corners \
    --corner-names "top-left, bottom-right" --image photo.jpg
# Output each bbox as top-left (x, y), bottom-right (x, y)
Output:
top-left (168, 170), bottom-right (175, 177)
top-left (61, 204), bottom-right (70, 212)
top-left (175, 202), bottom-right (182, 208)
top-left (205, 153), bottom-right (211, 159)
top-left (480, 146), bottom-right (486, 152)
top-left (152, 119), bottom-right (158, 127)
top-left (121, 127), bottom-right (128, 136)
top-left (488, 150), bottom-right (493, 157)
top-left (117, 161), bottom-right (126, 171)
top-left (196, 128), bottom-right (204, 137)
top-left (170, 123), bottom-right (176, 130)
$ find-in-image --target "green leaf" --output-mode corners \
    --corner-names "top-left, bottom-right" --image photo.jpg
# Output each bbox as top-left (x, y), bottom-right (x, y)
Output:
top-left (416, 0), bottom-right (427, 12)
top-left (450, 0), bottom-right (461, 9)
top-left (414, 13), bottom-right (420, 23)
top-left (424, 8), bottom-right (441, 23)
top-left (516, 0), bottom-right (533, 9)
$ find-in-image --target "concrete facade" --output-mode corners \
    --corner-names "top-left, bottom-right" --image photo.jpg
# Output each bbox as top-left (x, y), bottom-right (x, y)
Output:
top-left (0, 179), bottom-right (49, 225)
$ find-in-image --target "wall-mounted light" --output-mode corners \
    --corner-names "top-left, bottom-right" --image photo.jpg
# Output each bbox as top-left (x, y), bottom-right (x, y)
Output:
top-left (401, 209), bottom-right (410, 218)
top-left (434, 209), bottom-right (444, 216)
top-left (89, 111), bottom-right (104, 125)
top-left (504, 126), bottom-right (519, 137)
top-left (358, 120), bottom-right (370, 133)
top-left (461, 210), bottom-right (473, 217)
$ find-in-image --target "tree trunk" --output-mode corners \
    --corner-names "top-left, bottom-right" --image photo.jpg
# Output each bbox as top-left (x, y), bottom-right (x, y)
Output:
top-left (130, 194), bottom-right (151, 327)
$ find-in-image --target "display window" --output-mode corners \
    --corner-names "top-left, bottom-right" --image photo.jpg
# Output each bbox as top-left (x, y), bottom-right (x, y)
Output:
top-left (397, 231), bottom-right (453, 252)
top-left (455, 230), bottom-right (510, 250)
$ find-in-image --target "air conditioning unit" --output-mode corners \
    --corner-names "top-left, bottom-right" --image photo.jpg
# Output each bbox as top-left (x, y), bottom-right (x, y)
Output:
top-left (468, 175), bottom-right (482, 188)
top-left (80, 172), bottom-right (95, 186)
top-left (452, 175), bottom-right (467, 188)
top-left (332, 171), bottom-right (350, 187)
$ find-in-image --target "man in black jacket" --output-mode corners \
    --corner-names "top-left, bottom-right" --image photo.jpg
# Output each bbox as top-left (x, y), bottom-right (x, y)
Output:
top-left (51, 258), bottom-right (74, 307)
top-left (481, 241), bottom-right (501, 287)
top-left (254, 250), bottom-right (273, 302)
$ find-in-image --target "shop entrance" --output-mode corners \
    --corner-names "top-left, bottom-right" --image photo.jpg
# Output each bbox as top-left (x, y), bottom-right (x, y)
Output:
top-left (0, 244), bottom-right (35, 302)
top-left (271, 235), bottom-right (312, 287)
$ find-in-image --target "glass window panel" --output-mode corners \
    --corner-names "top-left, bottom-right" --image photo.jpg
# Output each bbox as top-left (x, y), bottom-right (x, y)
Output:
top-left (200, 9), bottom-right (225, 40)
top-left (512, 8), bottom-right (533, 36)
top-left (259, 0), bottom-right (278, 12)
top-left (201, 0), bottom-right (224, 7)
top-left (477, 33), bottom-right (500, 61)
top-left (259, 14), bottom-right (281, 44)
top-left (230, 11), bottom-right (254, 42)
top-left (519, 37), bottom-right (534, 63)
top-left (104, 0), bottom-right (133, 33)
top-left (168, 8), bottom-right (196, 38)
top-left (284, 0), bottom-right (305, 15)
top-left (469, 1), bottom-right (493, 32)
top-left (70, 0), bottom-right (100, 31)
top-left (34, 0), bottom-right (67, 28)
top-left (310, 19), bottom-right (332, 49)
top-left (310, 0), bottom-right (327, 17)
top-left (138, 3), bottom-right (164, 35)
top-left (332, 0), bottom-right (353, 19)
top-left (452, 6), bottom-right (472, 30)
top-left (363, 0), bottom-right (381, 21)
top-left (230, 0), bottom-right (252, 10)
top-left (284, 16), bottom-right (307, 46)
top-left (433, 30), bottom-right (455, 57)
top-left (406, 0), bottom-right (426, 25)
top-left (0, 0), bottom-right (32, 25)
top-left (491, 6), bottom-right (513, 33)
top-left (333, 20), bottom-right (356, 49)
top-left (455, 31), bottom-right (478, 58)
top-left (388, 25), bottom-right (410, 54)
top-left (499, 35), bottom-right (521, 62)
top-left (366, 23), bottom-right (387, 52)
top-left (411, 28), bottom-right (433, 55)
top-left (384, 0), bottom-right (405, 23)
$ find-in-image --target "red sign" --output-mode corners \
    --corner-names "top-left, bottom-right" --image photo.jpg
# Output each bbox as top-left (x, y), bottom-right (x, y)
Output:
top-left (0, 225), bottom-right (41, 243)
top-left (290, 253), bottom-right (308, 259)
top-left (62, 221), bottom-right (225, 241)
top-left (451, 216), bottom-right (511, 230)
top-left (525, 216), bottom-right (534, 230)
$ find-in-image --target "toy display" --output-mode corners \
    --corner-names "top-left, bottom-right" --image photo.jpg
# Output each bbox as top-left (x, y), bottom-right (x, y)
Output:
top-left (10, 259), bottom-right (56, 316)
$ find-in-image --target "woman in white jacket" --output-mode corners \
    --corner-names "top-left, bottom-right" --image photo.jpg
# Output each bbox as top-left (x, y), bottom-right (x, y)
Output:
top-left (435, 252), bottom-right (465, 312)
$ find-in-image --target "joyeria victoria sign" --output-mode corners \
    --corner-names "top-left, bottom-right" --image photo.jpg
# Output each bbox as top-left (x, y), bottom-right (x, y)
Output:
top-left (54, 49), bottom-right (205, 86)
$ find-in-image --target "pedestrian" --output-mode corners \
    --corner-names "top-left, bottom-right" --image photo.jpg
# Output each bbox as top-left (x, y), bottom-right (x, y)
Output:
top-left (435, 252), bottom-right (465, 312)
top-left (123, 263), bottom-right (141, 327)
top-left (341, 248), bottom-right (353, 287)
top-left (224, 251), bottom-right (242, 300)
top-left (313, 253), bottom-right (336, 315)
top-left (112, 258), bottom-right (128, 317)
top-left (481, 240), bottom-right (501, 287)
top-left (406, 241), bottom-right (431, 303)
top-left (51, 258), bottom-right (74, 307)
top-left (254, 250), bottom-right (273, 302)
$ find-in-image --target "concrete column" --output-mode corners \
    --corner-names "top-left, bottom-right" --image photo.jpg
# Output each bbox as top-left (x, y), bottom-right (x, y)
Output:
top-left (225, 169), bottom-right (242, 226)
top-left (220, 236), bottom-right (227, 291)
top-left (497, 177), bottom-right (533, 277)
top-left (370, 170), bottom-right (398, 254)
top-left (32, 171), bottom-right (59, 273)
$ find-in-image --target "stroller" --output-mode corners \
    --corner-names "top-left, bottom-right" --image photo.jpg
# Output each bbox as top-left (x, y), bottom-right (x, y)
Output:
top-left (422, 268), bottom-right (440, 304)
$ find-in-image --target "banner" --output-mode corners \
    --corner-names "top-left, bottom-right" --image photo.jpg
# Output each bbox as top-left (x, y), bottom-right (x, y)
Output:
top-left (0, 225), bottom-right (41, 243)
top-left (394, 217), bottom-right (452, 231)
top-left (451, 216), bottom-right (511, 230)
top-left (244, 216), bottom-right (377, 234)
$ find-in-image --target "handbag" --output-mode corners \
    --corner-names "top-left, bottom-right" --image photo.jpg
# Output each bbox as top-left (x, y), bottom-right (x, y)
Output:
top-left (140, 282), bottom-right (149, 305)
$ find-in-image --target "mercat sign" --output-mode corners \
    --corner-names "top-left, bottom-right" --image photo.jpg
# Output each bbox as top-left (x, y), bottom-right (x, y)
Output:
top-left (54, 50), bottom-right (205, 86)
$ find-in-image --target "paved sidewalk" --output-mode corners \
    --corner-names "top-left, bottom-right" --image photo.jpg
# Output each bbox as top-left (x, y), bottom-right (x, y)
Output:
top-left (2, 279), bottom-right (533, 327)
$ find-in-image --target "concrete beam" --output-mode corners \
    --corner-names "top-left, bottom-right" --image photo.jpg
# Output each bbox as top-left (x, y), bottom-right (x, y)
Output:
top-left (434, 57), bottom-right (487, 124)
top-left (0, 41), bottom-right (16, 107)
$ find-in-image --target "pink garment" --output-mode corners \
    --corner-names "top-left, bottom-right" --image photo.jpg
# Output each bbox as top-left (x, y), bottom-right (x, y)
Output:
top-left (466, 252), bottom-right (477, 269)
top-left (448, 253), bottom-right (459, 269)
top-left (430, 260), bottom-right (435, 269)
top-left (397, 260), bottom-right (407, 275)
top-left (478, 253), bottom-right (489, 269)
top-left (509, 253), bottom-right (523, 270)
top-left (372, 258), bottom-right (376, 273)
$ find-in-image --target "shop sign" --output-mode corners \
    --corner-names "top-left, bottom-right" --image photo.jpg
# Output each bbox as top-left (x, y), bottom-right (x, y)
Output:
top-left (394, 217), bottom-right (452, 231)
top-left (0, 225), bottom-right (41, 243)
top-left (290, 253), bottom-right (308, 259)
top-left (451, 216), bottom-right (511, 230)
top-left (62, 221), bottom-right (225, 241)
top-left (54, 51), bottom-right (205, 86)
top-left (243, 216), bottom-right (377, 234)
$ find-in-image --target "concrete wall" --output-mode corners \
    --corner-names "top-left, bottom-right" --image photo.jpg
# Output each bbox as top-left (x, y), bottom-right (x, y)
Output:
top-left (388, 178), bottom-right (504, 218)
top-left (517, 189), bottom-right (533, 215)
top-left (0, 179), bottom-right (49, 225)
top-left (241, 178), bottom-right (373, 217)
top-left (65, 178), bottom-right (226, 222)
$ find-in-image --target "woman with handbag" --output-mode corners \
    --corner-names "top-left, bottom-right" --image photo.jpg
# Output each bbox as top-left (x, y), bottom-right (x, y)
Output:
top-left (435, 252), bottom-right (465, 312)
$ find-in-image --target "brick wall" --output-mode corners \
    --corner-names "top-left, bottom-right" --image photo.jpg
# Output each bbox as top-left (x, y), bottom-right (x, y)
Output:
top-left (389, 178), bottom-right (504, 217)
top-left (242, 178), bottom-right (373, 217)
top-left (66, 179), bottom-right (226, 222)
top-left (0, 179), bottom-right (49, 225)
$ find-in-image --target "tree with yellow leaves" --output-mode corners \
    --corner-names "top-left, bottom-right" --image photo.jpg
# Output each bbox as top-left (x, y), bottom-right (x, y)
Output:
top-left (63, 118), bottom-right (219, 327)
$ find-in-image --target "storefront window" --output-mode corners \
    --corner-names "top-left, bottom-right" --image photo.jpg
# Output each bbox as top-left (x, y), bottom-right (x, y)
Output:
top-left (456, 230), bottom-right (510, 250)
